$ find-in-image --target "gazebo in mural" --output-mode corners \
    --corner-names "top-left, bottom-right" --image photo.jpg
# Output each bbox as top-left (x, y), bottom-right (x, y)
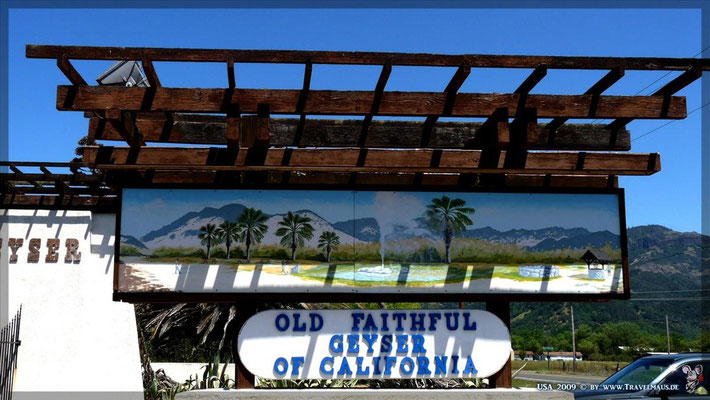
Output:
top-left (581, 249), bottom-right (612, 280)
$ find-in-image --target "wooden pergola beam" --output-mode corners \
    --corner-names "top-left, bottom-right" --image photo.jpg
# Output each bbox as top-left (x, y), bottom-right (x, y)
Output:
top-left (27, 45), bottom-right (710, 70)
top-left (547, 67), bottom-right (625, 132)
top-left (515, 65), bottom-right (547, 94)
top-left (422, 61), bottom-right (472, 146)
top-left (293, 61), bottom-right (312, 146)
top-left (88, 115), bottom-right (632, 151)
top-left (59, 86), bottom-right (687, 119)
top-left (359, 61), bottom-right (392, 147)
top-left (81, 146), bottom-right (661, 176)
top-left (607, 65), bottom-right (701, 131)
top-left (56, 54), bottom-right (87, 85)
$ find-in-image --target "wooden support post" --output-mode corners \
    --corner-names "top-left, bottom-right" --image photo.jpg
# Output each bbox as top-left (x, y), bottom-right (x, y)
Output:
top-left (233, 302), bottom-right (258, 389)
top-left (486, 301), bottom-right (512, 388)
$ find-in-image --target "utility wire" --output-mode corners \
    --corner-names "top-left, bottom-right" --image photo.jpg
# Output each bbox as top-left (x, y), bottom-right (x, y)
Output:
top-left (588, 45), bottom-right (710, 124)
top-left (630, 102), bottom-right (710, 142)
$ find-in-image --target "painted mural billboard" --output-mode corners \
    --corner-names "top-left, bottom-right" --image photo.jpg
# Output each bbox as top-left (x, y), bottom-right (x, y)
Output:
top-left (116, 188), bottom-right (628, 299)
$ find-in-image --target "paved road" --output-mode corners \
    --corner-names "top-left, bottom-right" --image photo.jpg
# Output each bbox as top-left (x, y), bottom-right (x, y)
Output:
top-left (517, 371), bottom-right (605, 385)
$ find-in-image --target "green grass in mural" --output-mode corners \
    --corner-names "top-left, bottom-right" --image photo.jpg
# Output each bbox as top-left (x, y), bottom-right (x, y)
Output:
top-left (492, 266), bottom-right (565, 282)
top-left (121, 237), bottom-right (622, 265)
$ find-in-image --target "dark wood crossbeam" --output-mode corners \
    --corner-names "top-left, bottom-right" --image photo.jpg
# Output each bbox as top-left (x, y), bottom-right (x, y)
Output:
top-left (59, 86), bottom-right (687, 119)
top-left (547, 67), bottom-right (625, 132)
top-left (515, 65), bottom-right (547, 94)
top-left (292, 61), bottom-right (312, 146)
top-left (359, 61), bottom-right (392, 147)
top-left (0, 161), bottom-right (114, 209)
top-left (141, 58), bottom-right (161, 87)
top-left (606, 65), bottom-right (702, 131)
top-left (81, 146), bottom-right (661, 176)
top-left (421, 61), bottom-right (472, 146)
top-left (105, 109), bottom-right (145, 147)
top-left (27, 45), bottom-right (710, 70)
top-left (56, 54), bottom-right (87, 85)
top-left (88, 115), bottom-right (631, 151)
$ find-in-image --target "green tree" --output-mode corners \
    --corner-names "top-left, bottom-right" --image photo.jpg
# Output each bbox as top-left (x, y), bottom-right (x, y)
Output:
top-left (423, 196), bottom-right (475, 263)
top-left (216, 221), bottom-right (240, 260)
top-left (275, 212), bottom-right (315, 261)
top-left (198, 223), bottom-right (220, 260)
top-left (235, 207), bottom-right (269, 262)
top-left (318, 231), bottom-right (341, 263)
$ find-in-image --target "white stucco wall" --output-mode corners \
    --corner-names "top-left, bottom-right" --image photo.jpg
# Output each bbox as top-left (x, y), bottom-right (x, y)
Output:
top-left (2, 209), bottom-right (142, 395)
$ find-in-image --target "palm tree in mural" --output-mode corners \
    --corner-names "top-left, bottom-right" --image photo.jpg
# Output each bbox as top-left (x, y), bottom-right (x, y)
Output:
top-left (235, 207), bottom-right (269, 262)
top-left (198, 223), bottom-right (220, 260)
top-left (318, 231), bottom-right (340, 263)
top-left (275, 211), bottom-right (315, 261)
top-left (424, 196), bottom-right (475, 264)
top-left (216, 221), bottom-right (240, 260)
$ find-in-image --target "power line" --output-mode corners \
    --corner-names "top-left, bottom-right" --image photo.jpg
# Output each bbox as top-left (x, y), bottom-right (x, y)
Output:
top-left (630, 102), bottom-right (710, 142)
top-left (589, 45), bottom-right (710, 124)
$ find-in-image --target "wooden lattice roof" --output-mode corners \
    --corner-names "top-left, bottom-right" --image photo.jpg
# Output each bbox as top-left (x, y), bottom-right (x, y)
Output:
top-left (2, 44), bottom-right (708, 210)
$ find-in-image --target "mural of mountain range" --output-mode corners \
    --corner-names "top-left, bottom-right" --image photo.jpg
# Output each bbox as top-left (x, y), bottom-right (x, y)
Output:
top-left (124, 202), bottom-right (621, 253)
top-left (332, 218), bottom-right (380, 242)
top-left (462, 226), bottom-right (594, 247)
top-left (132, 203), bottom-right (364, 250)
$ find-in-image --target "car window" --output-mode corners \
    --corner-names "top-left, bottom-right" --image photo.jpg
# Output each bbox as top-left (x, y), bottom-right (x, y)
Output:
top-left (601, 358), bottom-right (675, 388)
top-left (661, 362), bottom-right (709, 396)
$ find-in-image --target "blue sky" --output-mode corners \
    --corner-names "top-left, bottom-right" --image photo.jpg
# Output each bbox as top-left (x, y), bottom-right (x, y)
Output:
top-left (7, 8), bottom-right (704, 232)
top-left (121, 188), bottom-right (620, 238)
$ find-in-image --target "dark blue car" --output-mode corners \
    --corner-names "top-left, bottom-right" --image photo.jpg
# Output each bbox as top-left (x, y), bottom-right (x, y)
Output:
top-left (574, 353), bottom-right (709, 399)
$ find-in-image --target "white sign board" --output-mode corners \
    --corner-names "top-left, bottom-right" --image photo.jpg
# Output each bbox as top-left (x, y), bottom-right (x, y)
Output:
top-left (238, 309), bottom-right (511, 379)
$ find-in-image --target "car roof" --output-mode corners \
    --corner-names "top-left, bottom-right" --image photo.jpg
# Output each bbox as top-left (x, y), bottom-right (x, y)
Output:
top-left (641, 353), bottom-right (709, 361)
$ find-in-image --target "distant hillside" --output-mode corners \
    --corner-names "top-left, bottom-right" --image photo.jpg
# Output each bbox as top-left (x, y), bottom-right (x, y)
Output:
top-left (509, 224), bottom-right (706, 338)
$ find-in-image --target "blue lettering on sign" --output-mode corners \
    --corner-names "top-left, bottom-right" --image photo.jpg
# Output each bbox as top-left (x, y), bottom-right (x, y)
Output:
top-left (400, 357), bottom-right (415, 375)
top-left (291, 357), bottom-right (305, 375)
top-left (362, 334), bottom-right (378, 354)
top-left (463, 313), bottom-right (477, 331)
top-left (417, 356), bottom-right (431, 375)
top-left (380, 335), bottom-right (393, 353)
top-left (381, 313), bottom-right (390, 331)
top-left (266, 310), bottom-right (494, 378)
top-left (412, 334), bottom-right (426, 354)
top-left (310, 313), bottom-right (323, 331)
top-left (320, 357), bottom-right (334, 375)
top-left (275, 313), bottom-right (289, 332)
top-left (363, 314), bottom-right (378, 331)
top-left (434, 356), bottom-right (448, 374)
top-left (337, 358), bottom-right (353, 375)
top-left (392, 313), bottom-right (407, 331)
top-left (410, 313), bottom-right (426, 331)
top-left (351, 313), bottom-right (365, 331)
top-left (356, 357), bottom-right (370, 375)
top-left (329, 334), bottom-right (343, 354)
top-left (444, 312), bottom-right (459, 330)
top-left (347, 334), bottom-right (359, 353)
top-left (293, 314), bottom-right (307, 332)
top-left (273, 357), bottom-right (288, 376)
top-left (372, 356), bottom-right (382, 374)
top-left (384, 357), bottom-right (397, 375)
top-left (463, 356), bottom-right (478, 374)
top-left (451, 355), bottom-right (460, 373)
top-left (395, 335), bottom-right (409, 354)
top-left (428, 313), bottom-right (442, 331)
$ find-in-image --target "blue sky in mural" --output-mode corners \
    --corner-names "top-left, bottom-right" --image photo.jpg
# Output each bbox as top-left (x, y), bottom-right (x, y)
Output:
top-left (122, 189), bottom-right (620, 238)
